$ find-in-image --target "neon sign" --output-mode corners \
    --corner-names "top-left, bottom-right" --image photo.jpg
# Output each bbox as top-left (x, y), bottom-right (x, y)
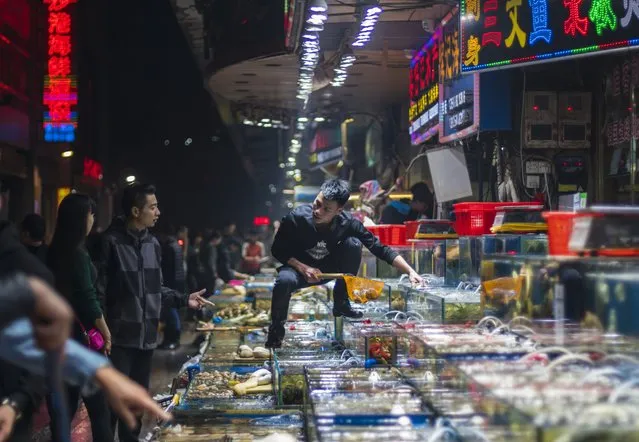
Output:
top-left (43, 0), bottom-right (77, 143)
top-left (309, 126), bottom-right (343, 169)
top-left (82, 157), bottom-right (103, 181)
top-left (461, 0), bottom-right (639, 73)
top-left (439, 73), bottom-right (481, 142)
top-left (409, 25), bottom-right (441, 145)
top-left (253, 216), bottom-right (271, 226)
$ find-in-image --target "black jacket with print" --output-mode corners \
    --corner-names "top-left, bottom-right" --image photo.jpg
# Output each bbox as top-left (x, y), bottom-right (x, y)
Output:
top-left (271, 204), bottom-right (398, 267)
top-left (97, 217), bottom-right (186, 350)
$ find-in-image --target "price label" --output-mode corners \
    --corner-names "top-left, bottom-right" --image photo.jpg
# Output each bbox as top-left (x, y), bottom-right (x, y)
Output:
top-left (568, 216), bottom-right (593, 252)
top-left (492, 212), bottom-right (505, 228)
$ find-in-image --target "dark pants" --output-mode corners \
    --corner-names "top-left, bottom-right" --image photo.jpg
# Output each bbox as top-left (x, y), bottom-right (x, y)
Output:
top-left (269, 237), bottom-right (362, 333)
top-left (109, 346), bottom-right (154, 442)
top-left (47, 388), bottom-right (113, 442)
top-left (161, 307), bottom-right (181, 344)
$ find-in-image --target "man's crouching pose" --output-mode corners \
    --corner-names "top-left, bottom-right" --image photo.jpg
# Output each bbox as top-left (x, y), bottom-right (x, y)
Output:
top-left (266, 179), bottom-right (423, 348)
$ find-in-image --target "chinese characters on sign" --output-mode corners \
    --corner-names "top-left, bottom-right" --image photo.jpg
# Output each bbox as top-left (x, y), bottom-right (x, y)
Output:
top-left (461, 0), bottom-right (639, 72)
top-left (439, 73), bottom-right (480, 142)
top-left (528, 0), bottom-right (553, 45)
top-left (409, 27), bottom-right (441, 145)
top-left (309, 127), bottom-right (343, 169)
top-left (439, 14), bottom-right (461, 83)
top-left (43, 0), bottom-right (77, 143)
top-left (409, 9), bottom-right (463, 145)
top-left (82, 157), bottom-right (103, 181)
top-left (606, 53), bottom-right (639, 148)
top-left (605, 52), bottom-right (638, 178)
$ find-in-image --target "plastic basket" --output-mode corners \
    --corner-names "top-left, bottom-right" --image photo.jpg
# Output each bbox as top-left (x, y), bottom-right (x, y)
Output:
top-left (405, 221), bottom-right (420, 240)
top-left (542, 211), bottom-right (579, 256)
top-left (368, 225), bottom-right (406, 246)
top-left (453, 202), bottom-right (535, 236)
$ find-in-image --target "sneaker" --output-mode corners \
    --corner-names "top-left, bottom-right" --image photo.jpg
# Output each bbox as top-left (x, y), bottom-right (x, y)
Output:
top-left (265, 323), bottom-right (285, 349)
top-left (333, 306), bottom-right (363, 319)
top-left (158, 342), bottom-right (180, 350)
top-left (265, 336), bottom-right (283, 349)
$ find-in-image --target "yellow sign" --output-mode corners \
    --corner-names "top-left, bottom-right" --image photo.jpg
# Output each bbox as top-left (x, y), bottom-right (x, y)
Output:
top-left (409, 84), bottom-right (439, 121)
top-left (57, 187), bottom-right (71, 208)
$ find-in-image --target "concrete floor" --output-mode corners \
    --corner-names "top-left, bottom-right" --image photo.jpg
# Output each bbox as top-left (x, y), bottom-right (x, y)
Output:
top-left (149, 328), bottom-right (200, 394)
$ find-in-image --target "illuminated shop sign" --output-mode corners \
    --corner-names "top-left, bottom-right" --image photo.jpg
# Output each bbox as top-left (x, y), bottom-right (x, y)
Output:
top-left (82, 157), bottom-right (103, 181)
top-left (605, 52), bottom-right (639, 177)
top-left (43, 0), bottom-right (77, 143)
top-left (461, 0), bottom-right (639, 73)
top-left (309, 126), bottom-right (343, 170)
top-left (440, 73), bottom-right (481, 142)
top-left (409, 9), bottom-right (461, 145)
top-left (439, 9), bottom-right (482, 142)
top-left (409, 24), bottom-right (441, 145)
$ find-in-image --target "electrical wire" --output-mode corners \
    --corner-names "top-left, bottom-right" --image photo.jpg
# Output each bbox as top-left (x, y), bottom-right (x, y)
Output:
top-left (519, 70), bottom-right (535, 200)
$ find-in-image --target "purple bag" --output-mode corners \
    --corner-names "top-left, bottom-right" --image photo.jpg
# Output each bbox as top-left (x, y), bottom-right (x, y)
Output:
top-left (78, 320), bottom-right (105, 352)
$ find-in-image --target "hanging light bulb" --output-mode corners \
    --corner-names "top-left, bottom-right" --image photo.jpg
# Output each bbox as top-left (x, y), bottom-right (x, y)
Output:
top-left (309, 0), bottom-right (328, 12)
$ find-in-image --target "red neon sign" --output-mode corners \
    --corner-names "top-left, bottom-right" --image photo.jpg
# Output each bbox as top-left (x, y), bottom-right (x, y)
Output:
top-left (83, 157), bottom-right (103, 181)
top-left (43, 0), bottom-right (77, 143)
top-left (253, 216), bottom-right (270, 226)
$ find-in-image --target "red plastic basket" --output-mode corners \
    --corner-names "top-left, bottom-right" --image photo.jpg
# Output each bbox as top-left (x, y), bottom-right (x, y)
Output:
top-left (453, 202), bottom-right (537, 236)
top-left (405, 221), bottom-right (420, 240)
top-left (542, 211), bottom-right (579, 256)
top-left (368, 225), bottom-right (406, 246)
top-left (368, 226), bottom-right (382, 241)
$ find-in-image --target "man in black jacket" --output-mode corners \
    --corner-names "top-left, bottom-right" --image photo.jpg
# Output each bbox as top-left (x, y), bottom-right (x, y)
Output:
top-left (19, 214), bottom-right (48, 265)
top-left (98, 184), bottom-right (206, 442)
top-left (267, 179), bottom-right (423, 348)
top-left (158, 225), bottom-right (186, 350)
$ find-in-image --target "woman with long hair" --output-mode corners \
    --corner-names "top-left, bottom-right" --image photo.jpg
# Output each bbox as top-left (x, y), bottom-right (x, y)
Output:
top-left (47, 193), bottom-right (114, 442)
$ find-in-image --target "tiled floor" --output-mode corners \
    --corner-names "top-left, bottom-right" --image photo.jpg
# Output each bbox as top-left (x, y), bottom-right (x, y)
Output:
top-left (32, 329), bottom-right (199, 441)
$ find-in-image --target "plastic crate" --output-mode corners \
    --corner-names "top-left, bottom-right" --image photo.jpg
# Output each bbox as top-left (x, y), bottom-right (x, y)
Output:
top-left (542, 211), bottom-right (579, 256)
top-left (405, 221), bottom-right (420, 240)
top-left (368, 225), bottom-right (407, 246)
top-left (453, 202), bottom-right (535, 236)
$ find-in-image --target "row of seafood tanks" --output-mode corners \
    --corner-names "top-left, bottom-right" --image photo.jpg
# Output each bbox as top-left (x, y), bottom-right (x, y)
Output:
top-left (154, 205), bottom-right (639, 441)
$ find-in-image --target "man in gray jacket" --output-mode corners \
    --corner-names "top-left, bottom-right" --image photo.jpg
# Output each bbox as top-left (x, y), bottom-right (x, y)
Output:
top-left (97, 184), bottom-right (205, 442)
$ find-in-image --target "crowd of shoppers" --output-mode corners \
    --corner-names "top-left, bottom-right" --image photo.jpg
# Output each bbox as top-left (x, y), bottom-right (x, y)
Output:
top-left (0, 183), bottom-right (207, 442)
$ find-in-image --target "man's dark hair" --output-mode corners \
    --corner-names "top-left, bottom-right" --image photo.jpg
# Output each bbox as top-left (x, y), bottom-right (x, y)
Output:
top-left (410, 182), bottom-right (432, 204)
top-left (320, 179), bottom-right (351, 206)
top-left (208, 230), bottom-right (222, 241)
top-left (20, 213), bottom-right (46, 241)
top-left (121, 184), bottom-right (156, 217)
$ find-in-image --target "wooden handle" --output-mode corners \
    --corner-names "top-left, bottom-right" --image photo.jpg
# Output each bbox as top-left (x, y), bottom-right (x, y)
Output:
top-left (318, 273), bottom-right (346, 279)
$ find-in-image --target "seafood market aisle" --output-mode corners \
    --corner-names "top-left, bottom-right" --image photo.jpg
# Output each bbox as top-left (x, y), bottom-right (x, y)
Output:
top-left (150, 330), bottom-right (201, 394)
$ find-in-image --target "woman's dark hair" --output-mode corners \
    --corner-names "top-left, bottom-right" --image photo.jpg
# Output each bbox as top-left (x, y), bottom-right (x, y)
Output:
top-left (48, 193), bottom-right (96, 291)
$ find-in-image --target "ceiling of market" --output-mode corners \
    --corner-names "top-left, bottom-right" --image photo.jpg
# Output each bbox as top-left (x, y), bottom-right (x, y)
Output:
top-left (170, 0), bottom-right (453, 185)
top-left (172, 0), bottom-right (454, 114)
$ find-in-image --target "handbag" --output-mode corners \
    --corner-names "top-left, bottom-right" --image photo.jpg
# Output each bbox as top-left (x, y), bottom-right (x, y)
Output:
top-left (77, 319), bottom-right (105, 351)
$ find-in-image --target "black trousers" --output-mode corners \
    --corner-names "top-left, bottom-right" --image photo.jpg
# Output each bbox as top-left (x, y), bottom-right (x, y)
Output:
top-left (47, 387), bottom-right (113, 442)
top-left (270, 237), bottom-right (362, 329)
top-left (109, 346), bottom-right (154, 442)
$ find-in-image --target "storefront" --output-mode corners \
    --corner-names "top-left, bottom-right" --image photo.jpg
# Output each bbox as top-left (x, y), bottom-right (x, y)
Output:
top-left (458, 0), bottom-right (639, 205)
top-left (602, 51), bottom-right (639, 203)
top-left (407, 7), bottom-right (511, 203)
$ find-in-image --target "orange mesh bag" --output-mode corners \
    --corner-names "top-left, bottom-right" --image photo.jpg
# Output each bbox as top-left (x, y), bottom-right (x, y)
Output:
top-left (321, 274), bottom-right (386, 304)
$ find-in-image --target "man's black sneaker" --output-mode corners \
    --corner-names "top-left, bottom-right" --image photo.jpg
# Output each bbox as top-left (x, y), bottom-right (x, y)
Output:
top-left (333, 307), bottom-right (363, 319)
top-left (158, 342), bottom-right (180, 350)
top-left (265, 337), bottom-right (283, 349)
